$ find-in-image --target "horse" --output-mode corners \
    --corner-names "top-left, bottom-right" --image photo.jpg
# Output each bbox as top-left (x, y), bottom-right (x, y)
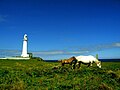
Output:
top-left (75, 55), bottom-right (101, 68)
top-left (60, 56), bottom-right (77, 69)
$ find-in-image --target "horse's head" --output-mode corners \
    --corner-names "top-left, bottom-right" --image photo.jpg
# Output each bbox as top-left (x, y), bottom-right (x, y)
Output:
top-left (96, 61), bottom-right (101, 68)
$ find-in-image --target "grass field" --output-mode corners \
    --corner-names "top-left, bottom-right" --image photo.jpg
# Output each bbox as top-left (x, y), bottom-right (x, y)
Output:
top-left (0, 59), bottom-right (120, 90)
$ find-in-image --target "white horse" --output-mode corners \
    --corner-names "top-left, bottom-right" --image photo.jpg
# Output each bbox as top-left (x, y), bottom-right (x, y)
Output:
top-left (75, 55), bottom-right (101, 68)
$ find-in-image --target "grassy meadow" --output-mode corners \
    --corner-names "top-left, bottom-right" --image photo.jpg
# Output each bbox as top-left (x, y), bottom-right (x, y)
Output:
top-left (0, 59), bottom-right (120, 90)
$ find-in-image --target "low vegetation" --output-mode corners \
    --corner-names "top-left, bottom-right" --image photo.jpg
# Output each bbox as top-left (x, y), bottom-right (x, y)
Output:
top-left (0, 59), bottom-right (120, 90)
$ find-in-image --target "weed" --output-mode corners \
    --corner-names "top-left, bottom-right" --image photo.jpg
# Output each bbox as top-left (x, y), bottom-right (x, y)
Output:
top-left (0, 60), bottom-right (120, 90)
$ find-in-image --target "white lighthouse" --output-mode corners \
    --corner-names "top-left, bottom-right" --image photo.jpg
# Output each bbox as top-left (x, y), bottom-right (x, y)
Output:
top-left (21, 34), bottom-right (29, 57)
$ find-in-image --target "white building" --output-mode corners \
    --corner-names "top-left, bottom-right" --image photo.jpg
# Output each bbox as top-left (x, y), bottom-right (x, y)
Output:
top-left (21, 34), bottom-right (29, 57)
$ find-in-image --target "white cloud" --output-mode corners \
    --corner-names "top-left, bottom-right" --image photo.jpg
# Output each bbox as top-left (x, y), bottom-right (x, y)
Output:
top-left (32, 50), bottom-right (90, 56)
top-left (0, 49), bottom-right (21, 57)
top-left (113, 43), bottom-right (120, 47)
top-left (0, 42), bottom-right (120, 59)
top-left (32, 51), bottom-right (64, 55)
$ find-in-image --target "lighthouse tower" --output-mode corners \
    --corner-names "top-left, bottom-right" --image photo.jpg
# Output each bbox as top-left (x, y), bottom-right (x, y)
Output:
top-left (21, 34), bottom-right (29, 57)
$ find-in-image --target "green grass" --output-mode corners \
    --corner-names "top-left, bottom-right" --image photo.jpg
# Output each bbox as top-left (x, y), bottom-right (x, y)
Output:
top-left (0, 59), bottom-right (120, 90)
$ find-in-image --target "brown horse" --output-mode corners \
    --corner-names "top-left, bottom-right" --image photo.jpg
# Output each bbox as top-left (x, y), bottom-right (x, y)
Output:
top-left (60, 56), bottom-right (77, 69)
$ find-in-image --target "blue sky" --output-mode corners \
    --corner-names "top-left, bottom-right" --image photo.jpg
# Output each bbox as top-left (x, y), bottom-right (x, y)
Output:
top-left (0, 0), bottom-right (120, 60)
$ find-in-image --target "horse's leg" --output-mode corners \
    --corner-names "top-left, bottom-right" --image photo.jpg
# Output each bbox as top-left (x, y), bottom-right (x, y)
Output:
top-left (72, 60), bottom-right (77, 69)
top-left (70, 62), bottom-right (72, 65)
top-left (62, 63), bottom-right (64, 66)
top-left (71, 62), bottom-right (75, 69)
top-left (72, 64), bottom-right (75, 69)
top-left (73, 60), bottom-right (77, 69)
top-left (88, 63), bottom-right (91, 67)
top-left (78, 62), bottom-right (81, 68)
top-left (70, 63), bottom-right (73, 69)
